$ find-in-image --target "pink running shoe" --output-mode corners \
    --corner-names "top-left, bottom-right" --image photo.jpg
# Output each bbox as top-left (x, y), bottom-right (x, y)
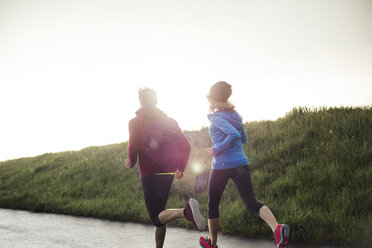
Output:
top-left (199, 237), bottom-right (218, 248)
top-left (274, 224), bottom-right (289, 248)
top-left (184, 198), bottom-right (205, 231)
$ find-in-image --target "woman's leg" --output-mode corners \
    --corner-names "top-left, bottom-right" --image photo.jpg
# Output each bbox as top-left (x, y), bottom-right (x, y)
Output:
top-left (208, 218), bottom-right (219, 246)
top-left (141, 175), bottom-right (174, 248)
top-left (231, 166), bottom-right (278, 232)
top-left (231, 166), bottom-right (264, 214)
top-left (158, 209), bottom-right (185, 224)
top-left (207, 169), bottom-right (231, 247)
top-left (259, 206), bottom-right (278, 233)
top-left (155, 225), bottom-right (166, 248)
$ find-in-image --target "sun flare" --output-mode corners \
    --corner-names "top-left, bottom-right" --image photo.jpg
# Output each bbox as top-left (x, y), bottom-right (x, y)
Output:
top-left (192, 163), bottom-right (202, 174)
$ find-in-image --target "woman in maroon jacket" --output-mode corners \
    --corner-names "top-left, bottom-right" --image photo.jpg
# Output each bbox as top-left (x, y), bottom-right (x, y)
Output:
top-left (124, 88), bottom-right (205, 248)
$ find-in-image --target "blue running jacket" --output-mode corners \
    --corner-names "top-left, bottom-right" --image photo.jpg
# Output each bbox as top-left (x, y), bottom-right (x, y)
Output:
top-left (208, 110), bottom-right (249, 169)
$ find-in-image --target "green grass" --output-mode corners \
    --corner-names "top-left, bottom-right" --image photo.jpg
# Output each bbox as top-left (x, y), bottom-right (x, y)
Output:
top-left (0, 106), bottom-right (371, 247)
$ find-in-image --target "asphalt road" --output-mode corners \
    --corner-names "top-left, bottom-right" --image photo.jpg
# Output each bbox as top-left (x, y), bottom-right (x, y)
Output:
top-left (0, 208), bottom-right (339, 248)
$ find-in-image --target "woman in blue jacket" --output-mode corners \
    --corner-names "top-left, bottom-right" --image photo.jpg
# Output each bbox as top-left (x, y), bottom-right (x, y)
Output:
top-left (199, 81), bottom-right (289, 248)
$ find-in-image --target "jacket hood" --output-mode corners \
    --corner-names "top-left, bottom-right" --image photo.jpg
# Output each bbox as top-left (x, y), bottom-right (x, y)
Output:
top-left (208, 111), bottom-right (244, 130)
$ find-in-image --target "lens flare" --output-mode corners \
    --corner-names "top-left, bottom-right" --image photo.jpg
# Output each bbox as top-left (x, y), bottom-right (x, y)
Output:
top-left (192, 163), bottom-right (202, 173)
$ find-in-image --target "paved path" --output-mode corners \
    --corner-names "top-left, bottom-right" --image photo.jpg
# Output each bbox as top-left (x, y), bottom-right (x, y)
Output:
top-left (0, 208), bottom-right (337, 248)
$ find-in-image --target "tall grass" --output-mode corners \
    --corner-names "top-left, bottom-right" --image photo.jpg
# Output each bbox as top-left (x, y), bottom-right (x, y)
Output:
top-left (0, 106), bottom-right (371, 247)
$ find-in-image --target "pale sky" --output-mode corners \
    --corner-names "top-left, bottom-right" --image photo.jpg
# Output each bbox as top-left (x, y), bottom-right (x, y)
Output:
top-left (0, 0), bottom-right (371, 162)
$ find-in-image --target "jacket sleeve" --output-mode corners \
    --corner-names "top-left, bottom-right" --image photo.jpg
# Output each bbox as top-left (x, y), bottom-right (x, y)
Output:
top-left (171, 119), bottom-right (191, 172)
top-left (127, 118), bottom-right (141, 167)
top-left (211, 115), bottom-right (241, 155)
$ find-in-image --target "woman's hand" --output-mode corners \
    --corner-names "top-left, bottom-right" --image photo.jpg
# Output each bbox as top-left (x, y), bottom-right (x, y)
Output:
top-left (124, 159), bottom-right (131, 168)
top-left (205, 147), bottom-right (216, 157)
top-left (175, 169), bottom-right (183, 179)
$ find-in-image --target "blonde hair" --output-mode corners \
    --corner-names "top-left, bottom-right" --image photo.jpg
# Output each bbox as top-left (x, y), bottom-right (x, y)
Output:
top-left (209, 100), bottom-right (235, 113)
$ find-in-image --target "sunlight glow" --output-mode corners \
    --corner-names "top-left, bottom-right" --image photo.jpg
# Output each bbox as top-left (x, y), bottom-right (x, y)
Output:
top-left (192, 163), bottom-right (202, 174)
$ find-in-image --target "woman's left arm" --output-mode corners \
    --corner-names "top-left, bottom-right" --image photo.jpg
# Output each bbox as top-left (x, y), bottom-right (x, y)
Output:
top-left (211, 116), bottom-right (241, 155)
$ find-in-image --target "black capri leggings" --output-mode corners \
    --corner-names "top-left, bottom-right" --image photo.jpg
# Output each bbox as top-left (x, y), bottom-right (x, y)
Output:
top-left (208, 165), bottom-right (264, 219)
top-left (141, 174), bottom-right (174, 227)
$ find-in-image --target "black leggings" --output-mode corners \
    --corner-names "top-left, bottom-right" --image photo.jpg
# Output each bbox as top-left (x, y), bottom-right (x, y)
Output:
top-left (141, 174), bottom-right (174, 227)
top-left (208, 165), bottom-right (264, 219)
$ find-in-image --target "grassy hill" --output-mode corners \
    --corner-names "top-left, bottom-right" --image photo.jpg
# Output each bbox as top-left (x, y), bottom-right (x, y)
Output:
top-left (0, 107), bottom-right (371, 247)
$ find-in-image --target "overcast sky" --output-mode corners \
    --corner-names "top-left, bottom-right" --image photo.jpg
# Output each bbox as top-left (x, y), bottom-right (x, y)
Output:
top-left (0, 0), bottom-right (371, 161)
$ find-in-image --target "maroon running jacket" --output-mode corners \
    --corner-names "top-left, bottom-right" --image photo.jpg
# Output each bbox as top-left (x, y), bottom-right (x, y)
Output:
top-left (127, 107), bottom-right (191, 178)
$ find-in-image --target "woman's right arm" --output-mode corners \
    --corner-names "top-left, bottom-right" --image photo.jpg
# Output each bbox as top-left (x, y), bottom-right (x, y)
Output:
top-left (127, 119), bottom-right (141, 167)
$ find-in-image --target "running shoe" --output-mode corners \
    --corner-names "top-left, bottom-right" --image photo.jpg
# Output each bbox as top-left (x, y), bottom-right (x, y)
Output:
top-left (184, 198), bottom-right (205, 231)
top-left (274, 224), bottom-right (289, 248)
top-left (199, 237), bottom-right (218, 248)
